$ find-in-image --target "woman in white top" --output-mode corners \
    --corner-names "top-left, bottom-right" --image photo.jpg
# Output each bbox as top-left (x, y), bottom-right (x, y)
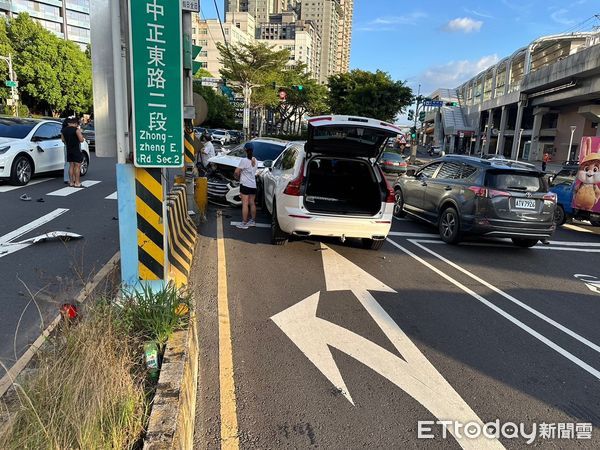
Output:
top-left (234, 143), bottom-right (257, 229)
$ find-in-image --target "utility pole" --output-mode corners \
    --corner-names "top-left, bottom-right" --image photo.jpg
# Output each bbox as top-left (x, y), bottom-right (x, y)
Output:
top-left (0, 54), bottom-right (19, 117)
top-left (410, 84), bottom-right (421, 163)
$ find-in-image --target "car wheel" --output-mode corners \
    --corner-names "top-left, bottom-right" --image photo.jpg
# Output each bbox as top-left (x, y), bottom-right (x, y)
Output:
top-left (80, 152), bottom-right (89, 177)
top-left (10, 155), bottom-right (33, 186)
top-left (438, 206), bottom-right (461, 244)
top-left (393, 189), bottom-right (405, 218)
top-left (362, 238), bottom-right (385, 250)
top-left (271, 203), bottom-right (288, 246)
top-left (511, 238), bottom-right (538, 248)
top-left (554, 205), bottom-right (566, 226)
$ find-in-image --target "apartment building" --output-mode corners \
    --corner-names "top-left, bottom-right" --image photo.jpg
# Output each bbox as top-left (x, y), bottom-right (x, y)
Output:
top-left (192, 12), bottom-right (256, 77)
top-left (336, 0), bottom-right (352, 73)
top-left (225, 0), bottom-right (290, 25)
top-left (0, 0), bottom-right (91, 49)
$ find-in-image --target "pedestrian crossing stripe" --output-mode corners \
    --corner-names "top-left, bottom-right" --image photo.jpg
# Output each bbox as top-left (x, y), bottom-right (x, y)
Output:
top-left (184, 125), bottom-right (195, 165)
top-left (135, 168), bottom-right (165, 280)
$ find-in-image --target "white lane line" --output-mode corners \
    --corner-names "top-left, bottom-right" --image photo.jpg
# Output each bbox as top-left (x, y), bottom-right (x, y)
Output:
top-left (0, 178), bottom-right (53, 192)
top-left (563, 224), bottom-right (596, 234)
top-left (105, 191), bottom-right (118, 200)
top-left (47, 180), bottom-right (101, 197)
top-left (388, 231), bottom-right (439, 238)
top-left (549, 240), bottom-right (600, 247)
top-left (386, 237), bottom-right (600, 381)
top-left (0, 208), bottom-right (69, 245)
top-left (417, 240), bottom-right (600, 252)
top-left (230, 221), bottom-right (270, 229)
top-left (408, 239), bottom-right (600, 355)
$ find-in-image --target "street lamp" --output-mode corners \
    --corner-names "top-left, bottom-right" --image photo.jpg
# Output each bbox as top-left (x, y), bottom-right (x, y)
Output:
top-left (568, 125), bottom-right (577, 161)
top-left (0, 54), bottom-right (18, 117)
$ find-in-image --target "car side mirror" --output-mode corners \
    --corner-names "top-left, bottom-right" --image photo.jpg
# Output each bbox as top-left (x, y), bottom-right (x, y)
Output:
top-left (263, 160), bottom-right (273, 169)
top-left (406, 168), bottom-right (416, 177)
top-left (31, 136), bottom-right (42, 142)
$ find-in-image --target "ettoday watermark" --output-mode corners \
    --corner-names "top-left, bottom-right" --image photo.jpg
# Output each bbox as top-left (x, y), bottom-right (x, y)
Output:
top-left (418, 420), bottom-right (593, 444)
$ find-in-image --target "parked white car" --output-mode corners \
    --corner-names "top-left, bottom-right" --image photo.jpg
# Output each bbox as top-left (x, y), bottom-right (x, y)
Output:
top-left (262, 115), bottom-right (399, 250)
top-left (0, 118), bottom-right (90, 185)
top-left (210, 129), bottom-right (231, 145)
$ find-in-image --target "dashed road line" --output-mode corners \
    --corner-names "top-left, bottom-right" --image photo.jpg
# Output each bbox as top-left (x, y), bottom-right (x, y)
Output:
top-left (0, 208), bottom-right (69, 245)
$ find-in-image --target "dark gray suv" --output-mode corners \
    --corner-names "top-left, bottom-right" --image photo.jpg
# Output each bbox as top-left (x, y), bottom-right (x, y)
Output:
top-left (393, 156), bottom-right (557, 247)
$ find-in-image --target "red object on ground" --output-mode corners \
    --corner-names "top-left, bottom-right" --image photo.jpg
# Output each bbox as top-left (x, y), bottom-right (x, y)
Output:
top-left (60, 303), bottom-right (79, 320)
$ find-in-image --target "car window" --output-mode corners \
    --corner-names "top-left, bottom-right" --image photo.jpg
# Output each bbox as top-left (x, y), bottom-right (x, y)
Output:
top-left (418, 162), bottom-right (442, 178)
top-left (34, 123), bottom-right (59, 140)
top-left (49, 123), bottom-right (62, 139)
top-left (383, 152), bottom-right (403, 161)
top-left (459, 164), bottom-right (478, 180)
top-left (550, 174), bottom-right (575, 187)
top-left (280, 148), bottom-right (298, 171)
top-left (486, 171), bottom-right (545, 192)
top-left (0, 120), bottom-right (36, 139)
top-left (437, 162), bottom-right (462, 180)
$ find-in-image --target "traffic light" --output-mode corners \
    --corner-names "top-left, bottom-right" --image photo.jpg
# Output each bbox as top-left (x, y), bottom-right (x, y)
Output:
top-left (445, 102), bottom-right (459, 107)
top-left (410, 126), bottom-right (417, 139)
top-left (418, 111), bottom-right (426, 122)
top-left (291, 85), bottom-right (304, 91)
top-left (191, 44), bottom-right (203, 74)
top-left (407, 109), bottom-right (414, 121)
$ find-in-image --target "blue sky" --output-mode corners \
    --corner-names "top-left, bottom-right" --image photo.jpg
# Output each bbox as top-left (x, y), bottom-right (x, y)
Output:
top-left (200, 0), bottom-right (597, 122)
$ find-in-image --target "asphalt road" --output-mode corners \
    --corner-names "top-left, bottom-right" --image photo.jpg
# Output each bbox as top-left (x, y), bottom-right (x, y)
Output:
top-left (193, 206), bottom-right (600, 449)
top-left (0, 153), bottom-right (119, 377)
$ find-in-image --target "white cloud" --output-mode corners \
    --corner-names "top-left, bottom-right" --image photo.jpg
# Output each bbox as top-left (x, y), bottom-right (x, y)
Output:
top-left (550, 8), bottom-right (576, 26)
top-left (420, 54), bottom-right (500, 93)
top-left (356, 12), bottom-right (427, 31)
top-left (444, 17), bottom-right (483, 33)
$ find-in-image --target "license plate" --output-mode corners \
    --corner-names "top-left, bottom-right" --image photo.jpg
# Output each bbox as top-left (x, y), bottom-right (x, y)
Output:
top-left (514, 199), bottom-right (536, 209)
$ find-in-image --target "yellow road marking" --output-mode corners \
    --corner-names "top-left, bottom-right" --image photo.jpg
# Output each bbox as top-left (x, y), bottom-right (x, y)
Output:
top-left (217, 213), bottom-right (240, 449)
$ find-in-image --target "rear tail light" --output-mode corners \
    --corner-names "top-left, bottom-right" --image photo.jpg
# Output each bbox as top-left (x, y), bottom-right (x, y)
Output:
top-left (383, 161), bottom-right (393, 165)
top-left (467, 186), bottom-right (511, 198)
top-left (283, 162), bottom-right (305, 196)
top-left (543, 193), bottom-right (557, 203)
top-left (308, 116), bottom-right (332, 123)
top-left (399, 162), bottom-right (407, 167)
top-left (378, 166), bottom-right (395, 203)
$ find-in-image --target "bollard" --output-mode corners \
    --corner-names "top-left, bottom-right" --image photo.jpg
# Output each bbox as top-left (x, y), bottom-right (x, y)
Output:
top-left (195, 177), bottom-right (207, 220)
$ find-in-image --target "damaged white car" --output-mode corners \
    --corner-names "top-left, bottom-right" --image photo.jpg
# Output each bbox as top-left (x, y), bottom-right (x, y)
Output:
top-left (207, 138), bottom-right (288, 206)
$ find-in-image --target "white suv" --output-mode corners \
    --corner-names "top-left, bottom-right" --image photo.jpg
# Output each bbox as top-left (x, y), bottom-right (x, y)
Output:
top-left (210, 129), bottom-right (231, 145)
top-left (0, 118), bottom-right (90, 185)
top-left (262, 115), bottom-right (399, 250)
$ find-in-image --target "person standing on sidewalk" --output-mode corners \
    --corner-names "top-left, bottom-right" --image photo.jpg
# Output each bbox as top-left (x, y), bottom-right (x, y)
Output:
top-left (61, 117), bottom-right (85, 187)
top-left (234, 142), bottom-right (257, 229)
top-left (542, 152), bottom-right (550, 172)
top-left (61, 115), bottom-right (74, 184)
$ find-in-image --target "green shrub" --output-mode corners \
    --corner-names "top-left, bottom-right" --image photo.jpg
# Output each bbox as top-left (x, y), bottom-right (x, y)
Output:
top-left (120, 283), bottom-right (191, 347)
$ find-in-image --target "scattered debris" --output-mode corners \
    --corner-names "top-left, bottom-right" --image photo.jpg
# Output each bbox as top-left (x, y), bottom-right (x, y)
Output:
top-left (19, 194), bottom-right (31, 201)
top-left (36, 198), bottom-right (45, 203)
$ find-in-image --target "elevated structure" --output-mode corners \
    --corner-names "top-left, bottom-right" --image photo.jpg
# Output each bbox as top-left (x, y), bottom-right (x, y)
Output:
top-left (428, 31), bottom-right (600, 161)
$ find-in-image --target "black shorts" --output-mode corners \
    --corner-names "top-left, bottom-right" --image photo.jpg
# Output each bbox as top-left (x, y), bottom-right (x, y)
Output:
top-left (240, 185), bottom-right (257, 195)
top-left (67, 150), bottom-right (83, 163)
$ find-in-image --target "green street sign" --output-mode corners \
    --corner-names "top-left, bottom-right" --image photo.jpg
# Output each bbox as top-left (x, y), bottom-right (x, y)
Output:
top-left (192, 44), bottom-right (202, 59)
top-left (5, 80), bottom-right (17, 88)
top-left (129, 0), bottom-right (183, 167)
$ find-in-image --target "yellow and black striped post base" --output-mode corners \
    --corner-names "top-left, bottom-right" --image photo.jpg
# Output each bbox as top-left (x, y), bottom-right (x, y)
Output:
top-left (135, 168), bottom-right (165, 280)
top-left (184, 125), bottom-right (195, 166)
top-left (167, 184), bottom-right (197, 287)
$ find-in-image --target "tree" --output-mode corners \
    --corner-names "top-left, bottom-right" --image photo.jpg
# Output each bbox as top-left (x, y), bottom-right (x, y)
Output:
top-left (6, 13), bottom-right (92, 116)
top-left (328, 70), bottom-right (413, 122)
top-left (0, 20), bottom-right (14, 101)
top-left (193, 84), bottom-right (237, 129)
top-left (217, 41), bottom-right (289, 135)
top-left (194, 68), bottom-right (214, 79)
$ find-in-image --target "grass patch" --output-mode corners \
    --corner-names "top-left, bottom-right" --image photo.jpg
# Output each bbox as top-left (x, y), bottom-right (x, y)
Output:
top-left (0, 304), bottom-right (146, 450)
top-left (0, 283), bottom-right (192, 449)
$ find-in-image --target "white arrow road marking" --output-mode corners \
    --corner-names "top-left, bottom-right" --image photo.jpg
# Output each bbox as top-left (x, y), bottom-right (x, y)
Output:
top-left (47, 180), bottom-right (101, 196)
top-left (0, 208), bottom-right (68, 245)
top-left (105, 191), bottom-right (118, 200)
top-left (574, 274), bottom-right (600, 294)
top-left (272, 244), bottom-right (504, 450)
